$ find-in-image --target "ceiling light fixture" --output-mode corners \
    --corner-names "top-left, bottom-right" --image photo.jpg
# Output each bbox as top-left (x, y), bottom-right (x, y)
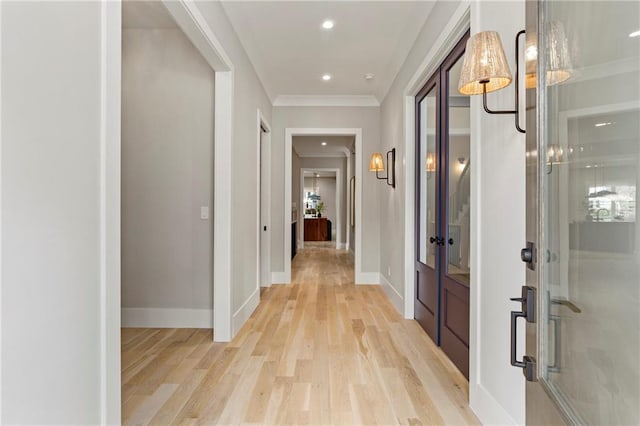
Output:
top-left (629, 30), bottom-right (640, 38)
top-left (364, 73), bottom-right (375, 81)
top-left (321, 142), bottom-right (327, 146)
top-left (322, 20), bottom-right (334, 30)
top-left (322, 74), bottom-right (332, 81)
top-left (595, 122), bottom-right (612, 127)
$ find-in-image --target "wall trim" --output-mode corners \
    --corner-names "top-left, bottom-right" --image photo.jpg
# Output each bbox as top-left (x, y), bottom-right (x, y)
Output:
top-left (355, 272), bottom-right (380, 285)
top-left (379, 274), bottom-right (404, 315)
top-left (297, 153), bottom-right (348, 158)
top-left (232, 287), bottom-right (260, 335)
top-left (283, 128), bottom-right (363, 284)
top-left (271, 272), bottom-right (288, 284)
top-left (274, 95), bottom-right (380, 107)
top-left (122, 308), bottom-right (213, 328)
top-left (101, 1), bottom-right (121, 423)
top-left (158, 1), bottom-right (236, 343)
top-left (469, 383), bottom-right (518, 426)
top-left (337, 242), bottom-right (347, 250)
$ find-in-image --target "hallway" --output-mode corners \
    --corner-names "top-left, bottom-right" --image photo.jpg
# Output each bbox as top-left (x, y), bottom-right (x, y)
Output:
top-left (121, 245), bottom-right (479, 425)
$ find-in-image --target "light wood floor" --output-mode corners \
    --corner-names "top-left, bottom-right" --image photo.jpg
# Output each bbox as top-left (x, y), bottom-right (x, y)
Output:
top-left (122, 245), bottom-right (479, 425)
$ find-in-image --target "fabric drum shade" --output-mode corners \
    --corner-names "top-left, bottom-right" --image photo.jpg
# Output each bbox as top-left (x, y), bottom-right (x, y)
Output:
top-left (458, 31), bottom-right (512, 95)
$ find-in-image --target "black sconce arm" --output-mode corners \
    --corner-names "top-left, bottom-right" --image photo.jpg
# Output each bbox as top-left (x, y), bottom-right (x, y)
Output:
top-left (375, 148), bottom-right (396, 188)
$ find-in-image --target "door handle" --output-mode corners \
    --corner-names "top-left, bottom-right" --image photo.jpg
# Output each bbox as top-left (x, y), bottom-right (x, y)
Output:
top-left (448, 238), bottom-right (454, 245)
top-left (429, 236), bottom-right (441, 245)
top-left (263, 226), bottom-right (267, 231)
top-left (510, 286), bottom-right (537, 382)
top-left (551, 298), bottom-right (581, 313)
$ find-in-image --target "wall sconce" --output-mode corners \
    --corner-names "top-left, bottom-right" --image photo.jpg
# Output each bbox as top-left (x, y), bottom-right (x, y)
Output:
top-left (546, 144), bottom-right (564, 174)
top-left (458, 30), bottom-right (526, 134)
top-left (525, 21), bottom-right (573, 89)
top-left (369, 148), bottom-right (396, 188)
top-left (425, 152), bottom-right (436, 178)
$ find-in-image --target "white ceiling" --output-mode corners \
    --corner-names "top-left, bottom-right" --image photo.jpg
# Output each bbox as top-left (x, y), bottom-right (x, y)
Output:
top-left (220, 1), bottom-right (435, 103)
top-left (293, 135), bottom-right (354, 158)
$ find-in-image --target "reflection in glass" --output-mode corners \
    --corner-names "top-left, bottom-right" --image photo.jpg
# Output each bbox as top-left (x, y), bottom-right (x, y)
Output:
top-left (541, 1), bottom-right (639, 424)
top-left (446, 55), bottom-right (471, 285)
top-left (418, 90), bottom-right (436, 268)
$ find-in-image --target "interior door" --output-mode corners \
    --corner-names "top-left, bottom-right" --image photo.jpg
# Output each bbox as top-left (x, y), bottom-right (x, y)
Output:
top-left (415, 78), bottom-right (440, 342)
top-left (440, 37), bottom-right (471, 379)
top-left (415, 32), bottom-right (471, 378)
top-left (522, 1), bottom-right (640, 423)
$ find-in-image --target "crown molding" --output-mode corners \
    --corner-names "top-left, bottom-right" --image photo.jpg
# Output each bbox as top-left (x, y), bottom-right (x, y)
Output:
top-left (297, 152), bottom-right (348, 158)
top-left (273, 95), bottom-right (380, 107)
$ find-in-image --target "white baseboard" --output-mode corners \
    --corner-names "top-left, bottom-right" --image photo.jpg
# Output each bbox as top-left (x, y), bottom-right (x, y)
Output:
top-left (349, 247), bottom-right (355, 258)
top-left (379, 273), bottom-right (404, 315)
top-left (232, 287), bottom-right (260, 335)
top-left (469, 383), bottom-right (519, 425)
top-left (355, 272), bottom-right (380, 285)
top-left (337, 242), bottom-right (347, 250)
top-left (271, 271), bottom-right (289, 284)
top-left (121, 307), bottom-right (213, 328)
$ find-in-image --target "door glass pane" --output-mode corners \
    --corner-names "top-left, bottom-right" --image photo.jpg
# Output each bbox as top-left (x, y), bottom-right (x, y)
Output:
top-left (446, 56), bottom-right (471, 285)
top-left (418, 89), bottom-right (437, 267)
top-left (541, 1), bottom-right (640, 424)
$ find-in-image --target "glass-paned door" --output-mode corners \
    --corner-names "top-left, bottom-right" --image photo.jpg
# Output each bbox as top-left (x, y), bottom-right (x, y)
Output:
top-left (525, 0), bottom-right (640, 424)
top-left (415, 30), bottom-right (471, 378)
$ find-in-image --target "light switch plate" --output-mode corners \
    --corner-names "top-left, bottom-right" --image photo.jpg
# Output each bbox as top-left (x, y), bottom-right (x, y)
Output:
top-left (200, 206), bottom-right (209, 220)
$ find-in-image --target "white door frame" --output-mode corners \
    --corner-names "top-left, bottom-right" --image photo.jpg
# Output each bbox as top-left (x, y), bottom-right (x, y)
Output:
top-left (257, 109), bottom-right (272, 288)
top-left (284, 128), bottom-right (362, 284)
top-left (299, 168), bottom-right (341, 249)
top-left (161, 1), bottom-right (235, 343)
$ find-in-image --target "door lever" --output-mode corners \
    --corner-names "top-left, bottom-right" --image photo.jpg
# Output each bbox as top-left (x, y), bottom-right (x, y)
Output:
top-left (551, 298), bottom-right (582, 313)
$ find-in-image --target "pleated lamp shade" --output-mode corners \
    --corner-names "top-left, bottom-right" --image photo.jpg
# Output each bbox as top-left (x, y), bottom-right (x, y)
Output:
top-left (369, 152), bottom-right (385, 172)
top-left (458, 31), bottom-right (512, 95)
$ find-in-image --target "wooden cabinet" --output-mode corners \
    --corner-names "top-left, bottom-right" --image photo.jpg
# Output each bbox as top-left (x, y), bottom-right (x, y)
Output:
top-left (304, 218), bottom-right (330, 241)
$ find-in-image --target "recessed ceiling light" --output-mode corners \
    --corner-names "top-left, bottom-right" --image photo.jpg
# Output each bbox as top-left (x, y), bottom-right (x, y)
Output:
top-left (322, 74), bottom-right (332, 81)
top-left (595, 122), bottom-right (613, 127)
top-left (322, 20), bottom-right (334, 30)
top-left (629, 30), bottom-right (640, 38)
top-left (364, 73), bottom-right (375, 81)
top-left (321, 142), bottom-right (327, 146)
top-left (316, 174), bottom-right (320, 177)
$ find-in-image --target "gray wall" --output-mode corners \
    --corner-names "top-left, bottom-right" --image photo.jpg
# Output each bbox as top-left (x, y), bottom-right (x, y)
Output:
top-left (195, 2), bottom-right (273, 312)
top-left (121, 28), bottom-right (214, 312)
top-left (1, 2), bottom-right (117, 422)
top-left (272, 106), bottom-right (380, 274)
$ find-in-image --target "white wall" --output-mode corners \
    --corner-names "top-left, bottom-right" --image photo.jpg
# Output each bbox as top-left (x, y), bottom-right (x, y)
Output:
top-left (121, 27), bottom-right (214, 326)
top-left (1, 1), bottom-right (120, 422)
top-left (349, 143), bottom-right (356, 254)
top-left (379, 0), bottom-right (526, 424)
top-left (271, 106), bottom-right (380, 274)
top-left (192, 2), bottom-right (272, 318)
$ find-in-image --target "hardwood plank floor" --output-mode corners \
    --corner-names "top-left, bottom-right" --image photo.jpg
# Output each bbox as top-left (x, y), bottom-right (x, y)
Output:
top-left (122, 245), bottom-right (479, 425)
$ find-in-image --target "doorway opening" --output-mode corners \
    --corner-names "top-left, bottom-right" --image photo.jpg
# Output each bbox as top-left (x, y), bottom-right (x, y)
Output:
top-left (414, 30), bottom-right (471, 378)
top-left (300, 168), bottom-right (341, 249)
top-left (284, 129), bottom-right (362, 284)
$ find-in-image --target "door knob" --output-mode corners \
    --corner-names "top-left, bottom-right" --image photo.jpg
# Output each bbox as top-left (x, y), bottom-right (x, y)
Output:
top-left (429, 236), bottom-right (438, 244)
top-left (448, 238), bottom-right (454, 245)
